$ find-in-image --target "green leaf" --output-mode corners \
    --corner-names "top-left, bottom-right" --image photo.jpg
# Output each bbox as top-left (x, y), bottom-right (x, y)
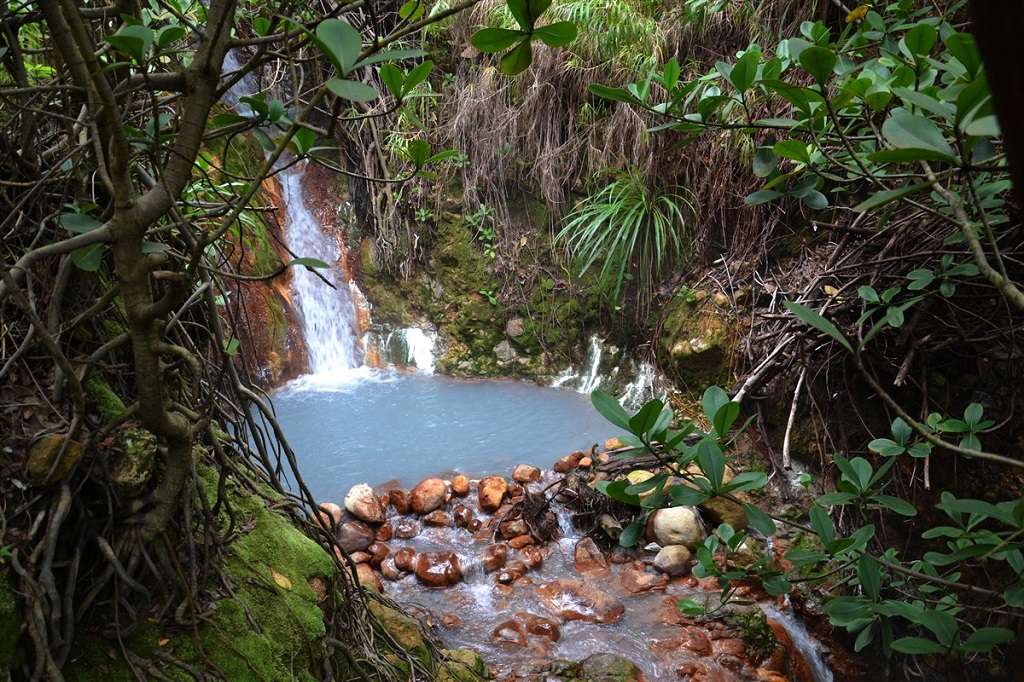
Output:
top-left (752, 147), bottom-right (777, 178)
top-left (670, 485), bottom-right (710, 506)
top-left (763, 576), bottom-right (792, 596)
top-left (799, 46), bottom-right (836, 85)
top-left (315, 19), bottom-right (362, 75)
top-left (890, 637), bottom-right (948, 655)
top-left (944, 32), bottom-right (981, 79)
top-left (619, 517), bottom-right (645, 547)
top-left (857, 554), bottom-right (881, 600)
top-left (289, 128), bottom-right (317, 156)
top-left (404, 60), bottom-right (433, 96)
top-left (223, 337), bottom-right (240, 356)
top-left (810, 505), bottom-right (834, 545)
top-left (773, 139), bottom-right (811, 165)
top-left (744, 190), bottom-right (783, 205)
top-left (140, 241), bottom-right (171, 254)
top-left (743, 502), bottom-right (777, 536)
top-left (325, 78), bottom-right (379, 102)
top-left (405, 139), bottom-right (431, 167)
top-left (534, 21), bottom-right (577, 48)
top-left (106, 24), bottom-right (154, 63)
top-left (399, 0), bottom-right (426, 21)
top-left (155, 24), bottom-right (186, 50)
top-left (588, 83), bottom-right (640, 105)
top-left (71, 243), bottom-right (105, 271)
top-left (903, 23), bottom-right (937, 59)
top-left (853, 180), bottom-right (933, 212)
top-left (881, 112), bottom-right (958, 164)
top-left (961, 627), bottom-right (1014, 653)
top-left (917, 609), bottom-right (958, 647)
top-left (595, 479), bottom-right (641, 506)
top-left (500, 39), bottom-right (533, 76)
top-left (730, 50), bottom-right (759, 94)
top-left (676, 598), bottom-right (704, 615)
top-left (380, 64), bottom-right (403, 99)
top-left (783, 300), bottom-right (853, 353)
top-left (61, 213), bottom-right (104, 234)
top-left (702, 386), bottom-right (730, 426)
top-left (816, 492), bottom-right (857, 506)
top-left (662, 58), bottom-right (680, 92)
top-left (353, 49), bottom-right (428, 69)
top-left (696, 438), bottom-right (725, 490)
top-left (470, 27), bottom-right (524, 52)
top-left (288, 257), bottom-right (330, 269)
top-left (212, 113), bottom-right (250, 127)
top-left (720, 471), bottom-right (767, 495)
top-left (825, 595), bottom-right (872, 626)
top-left (592, 390), bottom-right (632, 430)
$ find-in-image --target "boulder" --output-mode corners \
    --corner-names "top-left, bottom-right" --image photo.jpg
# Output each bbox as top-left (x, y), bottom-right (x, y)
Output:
top-left (27, 434), bottom-right (83, 482)
top-left (573, 537), bottom-right (609, 575)
top-left (411, 477), bottom-right (447, 514)
top-left (338, 520), bottom-right (375, 553)
top-left (319, 502), bottom-right (345, 526)
top-left (478, 475), bottom-right (508, 512)
top-left (353, 563), bottom-right (382, 591)
top-left (553, 450), bottom-right (586, 473)
top-left (375, 521), bottom-right (393, 542)
top-left (380, 556), bottom-right (403, 581)
top-left (366, 542), bottom-right (390, 567)
top-left (453, 505), bottom-right (473, 528)
top-left (344, 483), bottom-right (387, 524)
top-left (393, 519), bottom-right (419, 539)
top-left (620, 566), bottom-right (669, 593)
top-left (481, 543), bottom-right (508, 573)
top-left (579, 653), bottom-right (644, 681)
top-left (649, 506), bottom-right (705, 548)
top-left (450, 475), bottom-right (470, 497)
top-left (653, 544), bottom-right (692, 577)
top-left (442, 614), bottom-right (461, 628)
top-left (535, 579), bottom-right (625, 624)
top-left (511, 464), bottom-right (541, 483)
top-left (415, 551), bottom-right (461, 588)
top-left (389, 488), bottom-right (413, 514)
top-left (491, 620), bottom-right (527, 646)
top-left (700, 494), bottom-right (750, 531)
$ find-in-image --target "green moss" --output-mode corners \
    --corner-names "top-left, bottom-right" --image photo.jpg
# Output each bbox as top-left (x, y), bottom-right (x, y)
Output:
top-left (658, 296), bottom-right (733, 387)
top-left (437, 649), bottom-right (487, 682)
top-left (85, 376), bottom-right (126, 418)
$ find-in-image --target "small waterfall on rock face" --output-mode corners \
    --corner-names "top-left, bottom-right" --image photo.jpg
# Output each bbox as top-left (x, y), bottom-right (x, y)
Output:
top-left (278, 167), bottom-right (363, 374)
top-left (552, 335), bottom-right (662, 409)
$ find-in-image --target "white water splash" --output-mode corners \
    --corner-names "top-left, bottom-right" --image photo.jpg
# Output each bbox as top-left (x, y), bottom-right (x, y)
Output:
top-left (279, 167), bottom-right (363, 374)
top-left (552, 335), bottom-right (663, 409)
top-left (761, 600), bottom-right (834, 682)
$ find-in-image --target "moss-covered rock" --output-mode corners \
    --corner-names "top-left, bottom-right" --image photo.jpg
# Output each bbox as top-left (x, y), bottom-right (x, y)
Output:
top-left (658, 295), bottom-right (733, 388)
top-left (438, 649), bottom-right (487, 682)
top-left (109, 427), bottom-right (156, 498)
top-left (85, 376), bottom-right (127, 419)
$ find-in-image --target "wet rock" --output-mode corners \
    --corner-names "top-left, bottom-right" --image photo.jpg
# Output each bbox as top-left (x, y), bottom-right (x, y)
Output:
top-left (376, 521), bottom-right (393, 542)
top-left (367, 542), bottom-right (390, 567)
top-left (442, 614), bottom-right (461, 628)
top-left (523, 613), bottom-right (560, 642)
top-left (319, 502), bottom-right (344, 526)
top-left (468, 518), bottom-right (483, 533)
top-left (579, 653), bottom-right (644, 681)
top-left (553, 450), bottom-right (585, 473)
top-left (380, 556), bottom-right (403, 581)
top-left (389, 488), bottom-right (413, 514)
top-left (491, 620), bottom-right (527, 646)
top-left (498, 517), bottom-right (528, 539)
top-left (700, 493), bottom-right (750, 531)
top-left (354, 563), bottom-right (383, 591)
top-left (650, 506), bottom-right (705, 548)
top-left (536, 579), bottom-right (625, 624)
top-left (506, 318), bottom-right (525, 337)
top-left (350, 551), bottom-right (372, 564)
top-left (423, 510), bottom-right (453, 527)
top-left (653, 544), bottom-right (692, 577)
top-left (478, 475), bottom-right (508, 512)
top-left (415, 551), bottom-right (461, 588)
top-left (450, 474), bottom-right (470, 496)
top-left (453, 504), bottom-right (474, 528)
top-left (27, 434), bottom-right (84, 483)
top-left (578, 456), bottom-right (592, 468)
top-left (411, 477), bottom-right (447, 514)
top-left (394, 519), bottom-right (420, 539)
top-left (573, 537), bottom-right (609, 575)
top-left (339, 520), bottom-right (376, 553)
top-left (344, 483), bottom-right (387, 524)
top-left (605, 437), bottom-right (623, 451)
top-left (519, 545), bottom-right (544, 570)
top-left (482, 543), bottom-right (509, 573)
top-left (512, 464), bottom-right (541, 483)
top-left (620, 566), bottom-right (669, 593)
top-left (509, 535), bottom-right (534, 549)
top-left (508, 483), bottom-right (523, 499)
top-left (393, 547), bottom-right (416, 572)
top-left (495, 567), bottom-right (522, 585)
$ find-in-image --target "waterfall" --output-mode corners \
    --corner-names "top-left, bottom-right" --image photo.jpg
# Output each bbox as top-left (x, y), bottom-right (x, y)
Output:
top-left (279, 167), bottom-right (363, 374)
top-left (552, 335), bottom-right (662, 410)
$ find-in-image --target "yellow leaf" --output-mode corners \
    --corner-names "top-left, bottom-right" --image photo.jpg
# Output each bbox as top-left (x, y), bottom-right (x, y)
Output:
top-left (271, 568), bottom-right (292, 591)
top-left (845, 5), bottom-right (869, 24)
top-left (158, 638), bottom-right (170, 647)
top-left (823, 285), bottom-right (839, 296)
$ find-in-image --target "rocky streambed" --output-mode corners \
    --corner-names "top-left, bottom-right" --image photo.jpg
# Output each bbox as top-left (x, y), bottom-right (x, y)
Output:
top-left (315, 446), bottom-right (844, 681)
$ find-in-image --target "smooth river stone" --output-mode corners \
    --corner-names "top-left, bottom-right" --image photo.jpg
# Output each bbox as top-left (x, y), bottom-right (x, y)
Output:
top-left (450, 474), bottom-right (470, 496)
top-left (649, 506), bottom-right (705, 548)
top-left (478, 475), bottom-right (508, 512)
top-left (411, 477), bottom-right (447, 514)
top-left (414, 551), bottom-right (461, 588)
top-left (512, 464), bottom-right (541, 483)
top-left (573, 536), bottom-right (609, 575)
top-left (535, 578), bottom-right (625, 624)
top-left (338, 520), bottom-right (375, 553)
top-left (344, 483), bottom-right (386, 523)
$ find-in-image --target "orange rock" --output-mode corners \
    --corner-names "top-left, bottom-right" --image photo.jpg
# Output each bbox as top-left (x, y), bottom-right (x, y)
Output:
top-left (450, 474), bottom-right (470, 496)
top-left (478, 475), bottom-right (509, 512)
top-left (512, 464), bottom-right (541, 483)
top-left (509, 534), bottom-right (534, 549)
top-left (411, 477), bottom-right (447, 514)
top-left (573, 537), bottom-right (609, 575)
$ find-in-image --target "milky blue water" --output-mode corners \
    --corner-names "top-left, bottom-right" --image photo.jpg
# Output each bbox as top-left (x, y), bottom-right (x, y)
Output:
top-left (265, 368), bottom-right (617, 503)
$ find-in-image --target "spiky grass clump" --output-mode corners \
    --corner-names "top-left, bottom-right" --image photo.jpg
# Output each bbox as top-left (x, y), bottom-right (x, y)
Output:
top-left (557, 168), bottom-right (692, 313)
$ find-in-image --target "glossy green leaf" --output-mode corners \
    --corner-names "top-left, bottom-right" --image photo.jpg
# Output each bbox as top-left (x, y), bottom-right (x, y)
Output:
top-left (500, 39), bottom-right (533, 76)
top-left (662, 58), bottom-right (680, 92)
top-left (702, 386), bottom-right (730, 426)
top-left (61, 213), bottom-right (104, 234)
top-left (592, 390), bottom-right (632, 431)
top-left (773, 139), bottom-right (811, 165)
top-left (315, 19), bottom-right (362, 75)
top-left (944, 32), bottom-right (981, 78)
top-left (619, 517), bottom-right (645, 547)
top-left (470, 27), bottom-right (523, 53)
top-left (891, 637), bottom-right (947, 655)
top-left (961, 627), bottom-right (1014, 653)
top-left (744, 189), bottom-right (783, 205)
top-left (881, 112), bottom-right (957, 163)
top-left (917, 609), bottom-right (958, 646)
top-left (140, 241), bottom-right (170, 254)
top-left (399, 0), bottom-right (426, 21)
top-left (858, 554), bottom-right (881, 600)
top-left (730, 50), bottom-right (759, 94)
top-left (595, 479), bottom-right (641, 506)
top-left (325, 78), bottom-right (379, 102)
top-left (288, 257), bottom-right (330, 269)
top-left (853, 180), bottom-right (933, 212)
top-left (696, 438), bottom-right (725, 490)
top-left (902, 23), bottom-right (937, 59)
top-left (534, 21), bottom-right (577, 48)
top-left (799, 46), bottom-right (836, 85)
top-left (810, 505), bottom-right (834, 544)
top-left (743, 502), bottom-right (777, 536)
top-left (155, 25), bottom-right (185, 50)
top-left (670, 485), bottom-right (710, 506)
top-left (380, 63), bottom-right (403, 99)
top-left (872, 495), bottom-right (917, 516)
top-left (106, 25), bottom-right (154, 63)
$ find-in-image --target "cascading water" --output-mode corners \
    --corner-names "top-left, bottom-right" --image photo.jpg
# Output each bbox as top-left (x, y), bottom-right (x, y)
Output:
top-left (278, 167), bottom-right (363, 374)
